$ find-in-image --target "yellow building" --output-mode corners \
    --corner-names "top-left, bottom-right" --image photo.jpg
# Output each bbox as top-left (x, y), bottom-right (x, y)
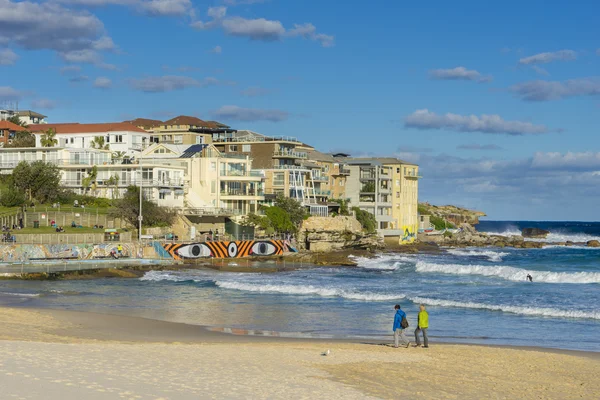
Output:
top-left (128, 116), bottom-right (232, 146)
top-left (343, 157), bottom-right (419, 243)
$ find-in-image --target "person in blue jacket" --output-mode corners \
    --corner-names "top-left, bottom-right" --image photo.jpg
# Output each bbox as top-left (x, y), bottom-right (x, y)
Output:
top-left (392, 304), bottom-right (410, 348)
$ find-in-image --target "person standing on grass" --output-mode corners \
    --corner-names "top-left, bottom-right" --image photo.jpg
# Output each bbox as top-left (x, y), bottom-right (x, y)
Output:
top-left (414, 304), bottom-right (429, 348)
top-left (392, 304), bottom-right (410, 348)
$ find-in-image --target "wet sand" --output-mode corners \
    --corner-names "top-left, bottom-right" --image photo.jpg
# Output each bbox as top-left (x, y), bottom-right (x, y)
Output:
top-left (0, 306), bottom-right (598, 399)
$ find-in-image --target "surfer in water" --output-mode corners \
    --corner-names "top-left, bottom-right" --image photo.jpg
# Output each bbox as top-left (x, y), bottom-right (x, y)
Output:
top-left (526, 274), bottom-right (533, 282)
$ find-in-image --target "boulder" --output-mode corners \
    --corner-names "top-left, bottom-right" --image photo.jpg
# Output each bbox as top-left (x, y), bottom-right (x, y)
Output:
top-left (521, 228), bottom-right (550, 239)
top-left (587, 240), bottom-right (600, 248)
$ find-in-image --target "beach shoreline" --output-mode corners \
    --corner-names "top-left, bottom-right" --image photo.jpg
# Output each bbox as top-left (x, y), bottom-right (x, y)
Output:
top-left (1, 305), bottom-right (599, 399)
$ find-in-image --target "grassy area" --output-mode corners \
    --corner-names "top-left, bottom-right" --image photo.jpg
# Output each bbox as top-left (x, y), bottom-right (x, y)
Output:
top-left (16, 226), bottom-right (106, 234)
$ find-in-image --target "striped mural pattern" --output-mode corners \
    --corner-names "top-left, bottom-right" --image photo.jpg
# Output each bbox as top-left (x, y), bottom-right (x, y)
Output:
top-left (163, 240), bottom-right (289, 260)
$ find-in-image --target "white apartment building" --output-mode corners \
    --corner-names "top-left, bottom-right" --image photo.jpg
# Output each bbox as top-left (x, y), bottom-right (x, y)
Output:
top-left (140, 143), bottom-right (265, 214)
top-left (0, 147), bottom-right (184, 208)
top-left (29, 122), bottom-right (150, 157)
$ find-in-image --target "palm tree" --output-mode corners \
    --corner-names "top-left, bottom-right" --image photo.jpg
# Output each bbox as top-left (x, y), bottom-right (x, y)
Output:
top-left (91, 136), bottom-right (109, 150)
top-left (112, 151), bottom-right (126, 162)
top-left (40, 128), bottom-right (58, 147)
top-left (82, 166), bottom-right (98, 194)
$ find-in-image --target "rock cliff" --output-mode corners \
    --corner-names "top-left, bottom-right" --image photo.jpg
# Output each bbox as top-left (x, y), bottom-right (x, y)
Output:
top-left (298, 216), bottom-right (384, 252)
top-left (419, 203), bottom-right (486, 226)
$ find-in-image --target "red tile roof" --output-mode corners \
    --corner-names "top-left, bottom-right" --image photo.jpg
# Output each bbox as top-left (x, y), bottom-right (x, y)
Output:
top-left (0, 121), bottom-right (27, 132)
top-left (28, 122), bottom-right (148, 134)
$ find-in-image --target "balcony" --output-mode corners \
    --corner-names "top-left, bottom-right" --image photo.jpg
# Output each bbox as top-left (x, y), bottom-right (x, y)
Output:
top-left (359, 174), bottom-right (376, 181)
top-left (312, 175), bottom-right (329, 182)
top-left (337, 168), bottom-right (351, 175)
top-left (273, 150), bottom-right (307, 159)
top-left (314, 189), bottom-right (331, 197)
top-left (220, 189), bottom-right (265, 197)
top-left (404, 171), bottom-right (422, 179)
top-left (273, 164), bottom-right (308, 170)
top-left (61, 178), bottom-right (184, 188)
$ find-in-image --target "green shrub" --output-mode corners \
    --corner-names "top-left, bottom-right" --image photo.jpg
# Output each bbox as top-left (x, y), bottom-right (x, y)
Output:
top-left (352, 207), bottom-right (377, 233)
top-left (0, 187), bottom-right (26, 207)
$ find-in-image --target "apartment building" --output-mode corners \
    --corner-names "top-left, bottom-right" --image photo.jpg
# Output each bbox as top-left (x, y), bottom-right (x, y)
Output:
top-left (16, 110), bottom-right (47, 125)
top-left (140, 143), bottom-right (264, 215)
top-left (28, 122), bottom-right (150, 157)
top-left (305, 150), bottom-right (351, 201)
top-left (131, 116), bottom-right (232, 145)
top-left (0, 121), bottom-right (26, 146)
top-left (0, 146), bottom-right (185, 207)
top-left (211, 130), bottom-right (319, 206)
top-left (344, 157), bottom-right (419, 241)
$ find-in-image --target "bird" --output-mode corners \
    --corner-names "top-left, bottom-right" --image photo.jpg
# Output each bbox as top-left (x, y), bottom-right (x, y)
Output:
top-left (321, 349), bottom-right (331, 356)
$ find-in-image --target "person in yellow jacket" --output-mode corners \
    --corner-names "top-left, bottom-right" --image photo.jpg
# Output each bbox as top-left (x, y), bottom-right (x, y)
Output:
top-left (414, 304), bottom-right (429, 348)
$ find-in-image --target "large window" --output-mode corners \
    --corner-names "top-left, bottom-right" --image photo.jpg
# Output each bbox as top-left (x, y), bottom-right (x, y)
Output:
top-left (242, 144), bottom-right (251, 152)
top-left (273, 172), bottom-right (285, 186)
top-left (142, 168), bottom-right (153, 181)
top-left (229, 145), bottom-right (238, 152)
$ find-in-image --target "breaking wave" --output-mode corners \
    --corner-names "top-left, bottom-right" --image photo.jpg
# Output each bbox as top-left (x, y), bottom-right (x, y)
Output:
top-left (215, 281), bottom-right (406, 301)
top-left (411, 297), bottom-right (600, 320)
top-left (415, 261), bottom-right (600, 284)
top-left (446, 249), bottom-right (509, 262)
top-left (351, 254), bottom-right (415, 270)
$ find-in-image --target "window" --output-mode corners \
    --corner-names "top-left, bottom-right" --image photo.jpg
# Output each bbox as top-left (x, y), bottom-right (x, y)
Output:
top-left (339, 180), bottom-right (344, 186)
top-left (70, 138), bottom-right (74, 144)
top-left (106, 135), bottom-right (110, 143)
top-left (273, 172), bottom-right (285, 186)
top-left (211, 180), bottom-right (216, 194)
top-left (242, 144), bottom-right (251, 152)
top-left (397, 167), bottom-right (400, 173)
top-left (113, 135), bottom-right (123, 143)
top-left (396, 191), bottom-right (400, 198)
top-left (159, 192), bottom-right (166, 200)
top-left (195, 136), bottom-right (204, 144)
top-left (174, 135), bottom-right (183, 144)
top-left (229, 145), bottom-right (238, 152)
top-left (142, 168), bottom-right (153, 181)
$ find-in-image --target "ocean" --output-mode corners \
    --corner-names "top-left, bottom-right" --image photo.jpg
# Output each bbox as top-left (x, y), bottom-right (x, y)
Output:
top-left (1, 220), bottom-right (599, 352)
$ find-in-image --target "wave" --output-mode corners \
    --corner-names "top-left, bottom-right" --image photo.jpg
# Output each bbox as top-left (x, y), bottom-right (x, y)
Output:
top-left (446, 249), bottom-right (509, 262)
top-left (532, 232), bottom-right (600, 243)
top-left (411, 296), bottom-right (600, 320)
top-left (215, 281), bottom-right (406, 301)
top-left (140, 270), bottom-right (219, 283)
top-left (415, 261), bottom-right (600, 284)
top-left (0, 292), bottom-right (40, 298)
top-left (351, 254), bottom-right (415, 270)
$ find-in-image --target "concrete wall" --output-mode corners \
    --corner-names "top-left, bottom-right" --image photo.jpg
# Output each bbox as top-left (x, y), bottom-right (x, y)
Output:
top-left (0, 242), bottom-right (141, 262)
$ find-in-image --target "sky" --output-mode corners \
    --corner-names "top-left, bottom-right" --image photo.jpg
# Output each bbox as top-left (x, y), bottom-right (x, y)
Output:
top-left (1, 0), bottom-right (599, 221)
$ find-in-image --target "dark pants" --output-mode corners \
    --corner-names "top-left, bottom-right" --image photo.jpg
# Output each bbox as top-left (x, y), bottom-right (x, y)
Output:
top-left (415, 327), bottom-right (429, 347)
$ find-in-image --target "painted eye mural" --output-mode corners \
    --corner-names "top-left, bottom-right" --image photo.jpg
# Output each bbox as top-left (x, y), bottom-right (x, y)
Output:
top-left (163, 240), bottom-right (293, 259)
top-left (175, 244), bottom-right (212, 259)
top-left (250, 242), bottom-right (278, 256)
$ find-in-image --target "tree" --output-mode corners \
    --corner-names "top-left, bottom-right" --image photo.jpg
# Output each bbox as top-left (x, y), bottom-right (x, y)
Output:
top-left (40, 128), bottom-right (58, 147)
top-left (4, 130), bottom-right (35, 148)
top-left (352, 207), bottom-right (377, 233)
top-left (91, 136), bottom-right (109, 150)
top-left (273, 194), bottom-right (308, 228)
top-left (109, 185), bottom-right (175, 228)
top-left (10, 161), bottom-right (61, 203)
top-left (112, 151), bottom-right (126, 162)
top-left (0, 187), bottom-right (26, 207)
top-left (6, 115), bottom-right (27, 127)
top-left (82, 166), bottom-right (98, 194)
top-left (264, 207), bottom-right (294, 233)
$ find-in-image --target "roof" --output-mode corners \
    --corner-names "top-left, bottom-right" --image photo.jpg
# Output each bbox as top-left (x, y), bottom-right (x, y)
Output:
top-left (0, 121), bottom-right (27, 132)
top-left (163, 115), bottom-right (218, 128)
top-left (126, 118), bottom-right (163, 129)
top-left (206, 121), bottom-right (230, 129)
top-left (179, 144), bottom-right (208, 158)
top-left (28, 122), bottom-right (148, 134)
top-left (346, 157), bottom-right (418, 166)
top-left (306, 150), bottom-right (337, 163)
top-left (16, 110), bottom-right (47, 118)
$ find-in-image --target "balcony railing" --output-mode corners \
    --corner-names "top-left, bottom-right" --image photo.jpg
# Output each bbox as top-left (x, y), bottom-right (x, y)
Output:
top-left (220, 189), bottom-right (265, 197)
top-left (273, 165), bottom-right (308, 170)
top-left (273, 151), bottom-right (307, 159)
top-left (61, 179), bottom-right (184, 188)
top-left (314, 190), bottom-right (331, 196)
top-left (312, 175), bottom-right (329, 182)
top-left (213, 135), bottom-right (300, 144)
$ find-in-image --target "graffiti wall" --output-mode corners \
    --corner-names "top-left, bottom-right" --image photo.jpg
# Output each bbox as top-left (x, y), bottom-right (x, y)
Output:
top-left (0, 243), bottom-right (139, 262)
top-left (163, 240), bottom-right (294, 260)
top-left (400, 225), bottom-right (417, 244)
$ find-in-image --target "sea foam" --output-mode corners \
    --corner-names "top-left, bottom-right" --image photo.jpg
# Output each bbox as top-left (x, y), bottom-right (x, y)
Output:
top-left (446, 249), bottom-right (509, 262)
top-left (415, 261), bottom-right (600, 284)
top-left (351, 254), bottom-right (415, 270)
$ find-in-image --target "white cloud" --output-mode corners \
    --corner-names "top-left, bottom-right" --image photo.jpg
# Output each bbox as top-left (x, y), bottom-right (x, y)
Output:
top-left (519, 49), bottom-right (577, 65)
top-left (94, 76), bottom-right (112, 88)
top-left (457, 144), bottom-right (503, 151)
top-left (0, 86), bottom-right (23, 100)
top-left (59, 49), bottom-right (100, 64)
top-left (240, 86), bottom-right (271, 97)
top-left (129, 75), bottom-right (231, 92)
top-left (212, 105), bottom-right (288, 122)
top-left (31, 98), bottom-right (57, 109)
top-left (404, 109), bottom-right (550, 135)
top-left (192, 6), bottom-right (334, 46)
top-left (0, 48), bottom-right (18, 65)
top-left (511, 78), bottom-right (600, 101)
top-left (531, 66), bottom-right (550, 76)
top-left (0, 0), bottom-right (108, 53)
top-left (428, 67), bottom-right (492, 83)
top-left (531, 152), bottom-right (600, 170)
top-left (211, 45), bottom-right (222, 54)
top-left (138, 0), bottom-right (192, 16)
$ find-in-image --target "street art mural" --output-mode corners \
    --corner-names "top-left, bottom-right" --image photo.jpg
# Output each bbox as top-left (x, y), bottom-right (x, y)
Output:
top-left (401, 226), bottom-right (417, 244)
top-left (0, 243), bottom-right (138, 262)
top-left (163, 240), bottom-right (295, 260)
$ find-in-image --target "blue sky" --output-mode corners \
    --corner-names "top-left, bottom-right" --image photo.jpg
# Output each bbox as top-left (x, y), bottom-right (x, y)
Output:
top-left (1, 0), bottom-right (600, 220)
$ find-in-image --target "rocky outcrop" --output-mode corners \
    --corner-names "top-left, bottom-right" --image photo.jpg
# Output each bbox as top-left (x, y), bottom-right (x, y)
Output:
top-left (521, 228), bottom-right (550, 239)
top-left (587, 240), bottom-right (600, 248)
top-left (419, 203), bottom-right (486, 225)
top-left (298, 216), bottom-right (384, 252)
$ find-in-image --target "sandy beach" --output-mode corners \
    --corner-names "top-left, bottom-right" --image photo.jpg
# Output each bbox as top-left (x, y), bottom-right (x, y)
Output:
top-left (0, 307), bottom-right (598, 399)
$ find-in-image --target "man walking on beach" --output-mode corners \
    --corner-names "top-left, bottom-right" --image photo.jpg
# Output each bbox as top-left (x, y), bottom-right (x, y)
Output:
top-left (414, 304), bottom-right (429, 348)
top-left (393, 304), bottom-right (410, 348)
